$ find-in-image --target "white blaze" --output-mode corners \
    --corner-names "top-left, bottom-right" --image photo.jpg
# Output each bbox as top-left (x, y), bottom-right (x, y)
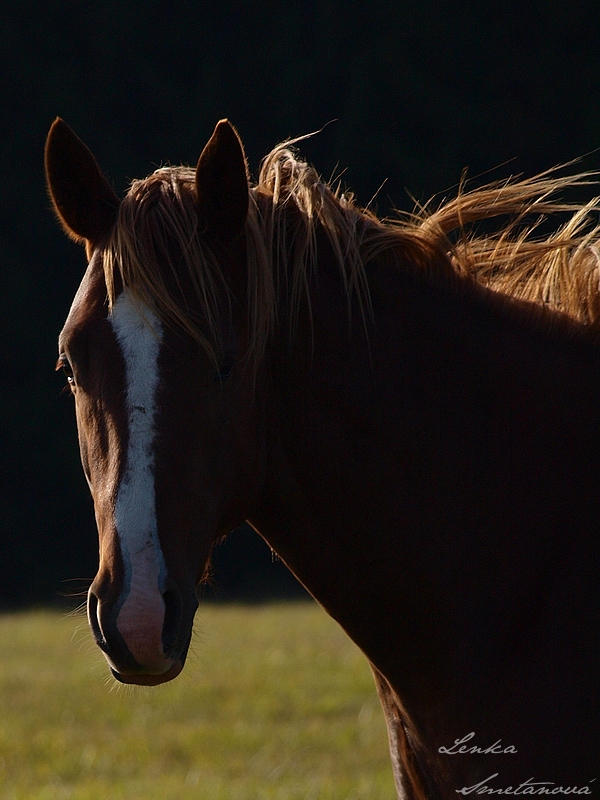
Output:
top-left (110, 292), bottom-right (168, 665)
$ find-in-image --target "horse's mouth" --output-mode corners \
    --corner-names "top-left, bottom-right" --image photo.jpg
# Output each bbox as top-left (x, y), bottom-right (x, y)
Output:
top-left (110, 659), bottom-right (184, 686)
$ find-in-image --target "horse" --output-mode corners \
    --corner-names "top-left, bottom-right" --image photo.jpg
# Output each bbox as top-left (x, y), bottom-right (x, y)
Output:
top-left (45, 117), bottom-right (600, 798)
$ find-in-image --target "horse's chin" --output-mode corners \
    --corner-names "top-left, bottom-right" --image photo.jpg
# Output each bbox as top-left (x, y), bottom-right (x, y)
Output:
top-left (110, 660), bottom-right (184, 686)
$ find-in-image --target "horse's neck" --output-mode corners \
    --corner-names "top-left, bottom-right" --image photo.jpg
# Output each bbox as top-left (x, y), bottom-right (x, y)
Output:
top-left (251, 254), bottom-right (600, 782)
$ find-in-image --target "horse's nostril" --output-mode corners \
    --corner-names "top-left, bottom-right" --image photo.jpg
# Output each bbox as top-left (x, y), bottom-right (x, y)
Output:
top-left (87, 590), bottom-right (107, 650)
top-left (162, 589), bottom-right (183, 655)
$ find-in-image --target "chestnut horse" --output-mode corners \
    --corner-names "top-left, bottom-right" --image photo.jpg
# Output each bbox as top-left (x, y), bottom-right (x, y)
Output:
top-left (46, 118), bottom-right (600, 798)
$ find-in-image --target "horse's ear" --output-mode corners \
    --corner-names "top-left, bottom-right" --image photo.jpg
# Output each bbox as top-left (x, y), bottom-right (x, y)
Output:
top-left (195, 119), bottom-right (249, 240)
top-left (45, 118), bottom-right (119, 246)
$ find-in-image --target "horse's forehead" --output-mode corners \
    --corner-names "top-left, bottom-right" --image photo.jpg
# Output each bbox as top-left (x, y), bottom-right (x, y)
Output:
top-left (59, 251), bottom-right (108, 348)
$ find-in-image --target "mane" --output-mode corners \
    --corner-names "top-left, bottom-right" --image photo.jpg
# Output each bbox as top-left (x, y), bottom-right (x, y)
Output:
top-left (102, 140), bottom-right (600, 365)
top-left (414, 169), bottom-right (600, 326)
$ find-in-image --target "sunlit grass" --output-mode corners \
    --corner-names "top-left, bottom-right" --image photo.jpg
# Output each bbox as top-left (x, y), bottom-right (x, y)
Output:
top-left (0, 603), bottom-right (395, 799)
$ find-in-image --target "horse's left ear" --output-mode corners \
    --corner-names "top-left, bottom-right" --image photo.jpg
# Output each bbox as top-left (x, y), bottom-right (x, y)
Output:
top-left (195, 120), bottom-right (249, 240)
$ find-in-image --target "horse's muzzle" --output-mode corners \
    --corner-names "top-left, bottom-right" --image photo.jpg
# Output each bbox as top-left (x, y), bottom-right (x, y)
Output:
top-left (87, 578), bottom-right (197, 685)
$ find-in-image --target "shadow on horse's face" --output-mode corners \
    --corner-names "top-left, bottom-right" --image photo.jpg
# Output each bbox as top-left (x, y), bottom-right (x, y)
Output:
top-left (50, 118), bottom-right (263, 685)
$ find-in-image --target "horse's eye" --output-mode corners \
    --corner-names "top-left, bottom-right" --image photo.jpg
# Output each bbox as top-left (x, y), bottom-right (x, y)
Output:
top-left (56, 354), bottom-right (75, 386)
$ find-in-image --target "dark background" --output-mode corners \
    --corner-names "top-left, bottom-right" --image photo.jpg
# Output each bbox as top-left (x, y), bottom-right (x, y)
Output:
top-left (2, 0), bottom-right (600, 605)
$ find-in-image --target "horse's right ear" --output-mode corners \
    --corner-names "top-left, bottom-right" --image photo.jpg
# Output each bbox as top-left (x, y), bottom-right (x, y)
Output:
top-left (195, 119), bottom-right (249, 240)
top-left (45, 118), bottom-right (119, 246)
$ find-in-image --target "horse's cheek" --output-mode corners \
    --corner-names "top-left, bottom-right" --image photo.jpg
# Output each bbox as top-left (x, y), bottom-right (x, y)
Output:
top-left (73, 394), bottom-right (119, 501)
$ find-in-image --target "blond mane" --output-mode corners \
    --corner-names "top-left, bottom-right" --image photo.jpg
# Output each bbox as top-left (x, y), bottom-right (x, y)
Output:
top-left (102, 140), bottom-right (600, 365)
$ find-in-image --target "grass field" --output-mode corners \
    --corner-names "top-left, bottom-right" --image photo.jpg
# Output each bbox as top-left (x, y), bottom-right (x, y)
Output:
top-left (0, 603), bottom-right (395, 799)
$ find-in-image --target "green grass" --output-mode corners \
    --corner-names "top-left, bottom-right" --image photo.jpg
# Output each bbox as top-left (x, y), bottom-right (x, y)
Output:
top-left (0, 603), bottom-right (395, 799)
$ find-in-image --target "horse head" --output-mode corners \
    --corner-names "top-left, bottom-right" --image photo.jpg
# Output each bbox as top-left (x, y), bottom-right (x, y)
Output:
top-left (46, 119), bottom-right (266, 685)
